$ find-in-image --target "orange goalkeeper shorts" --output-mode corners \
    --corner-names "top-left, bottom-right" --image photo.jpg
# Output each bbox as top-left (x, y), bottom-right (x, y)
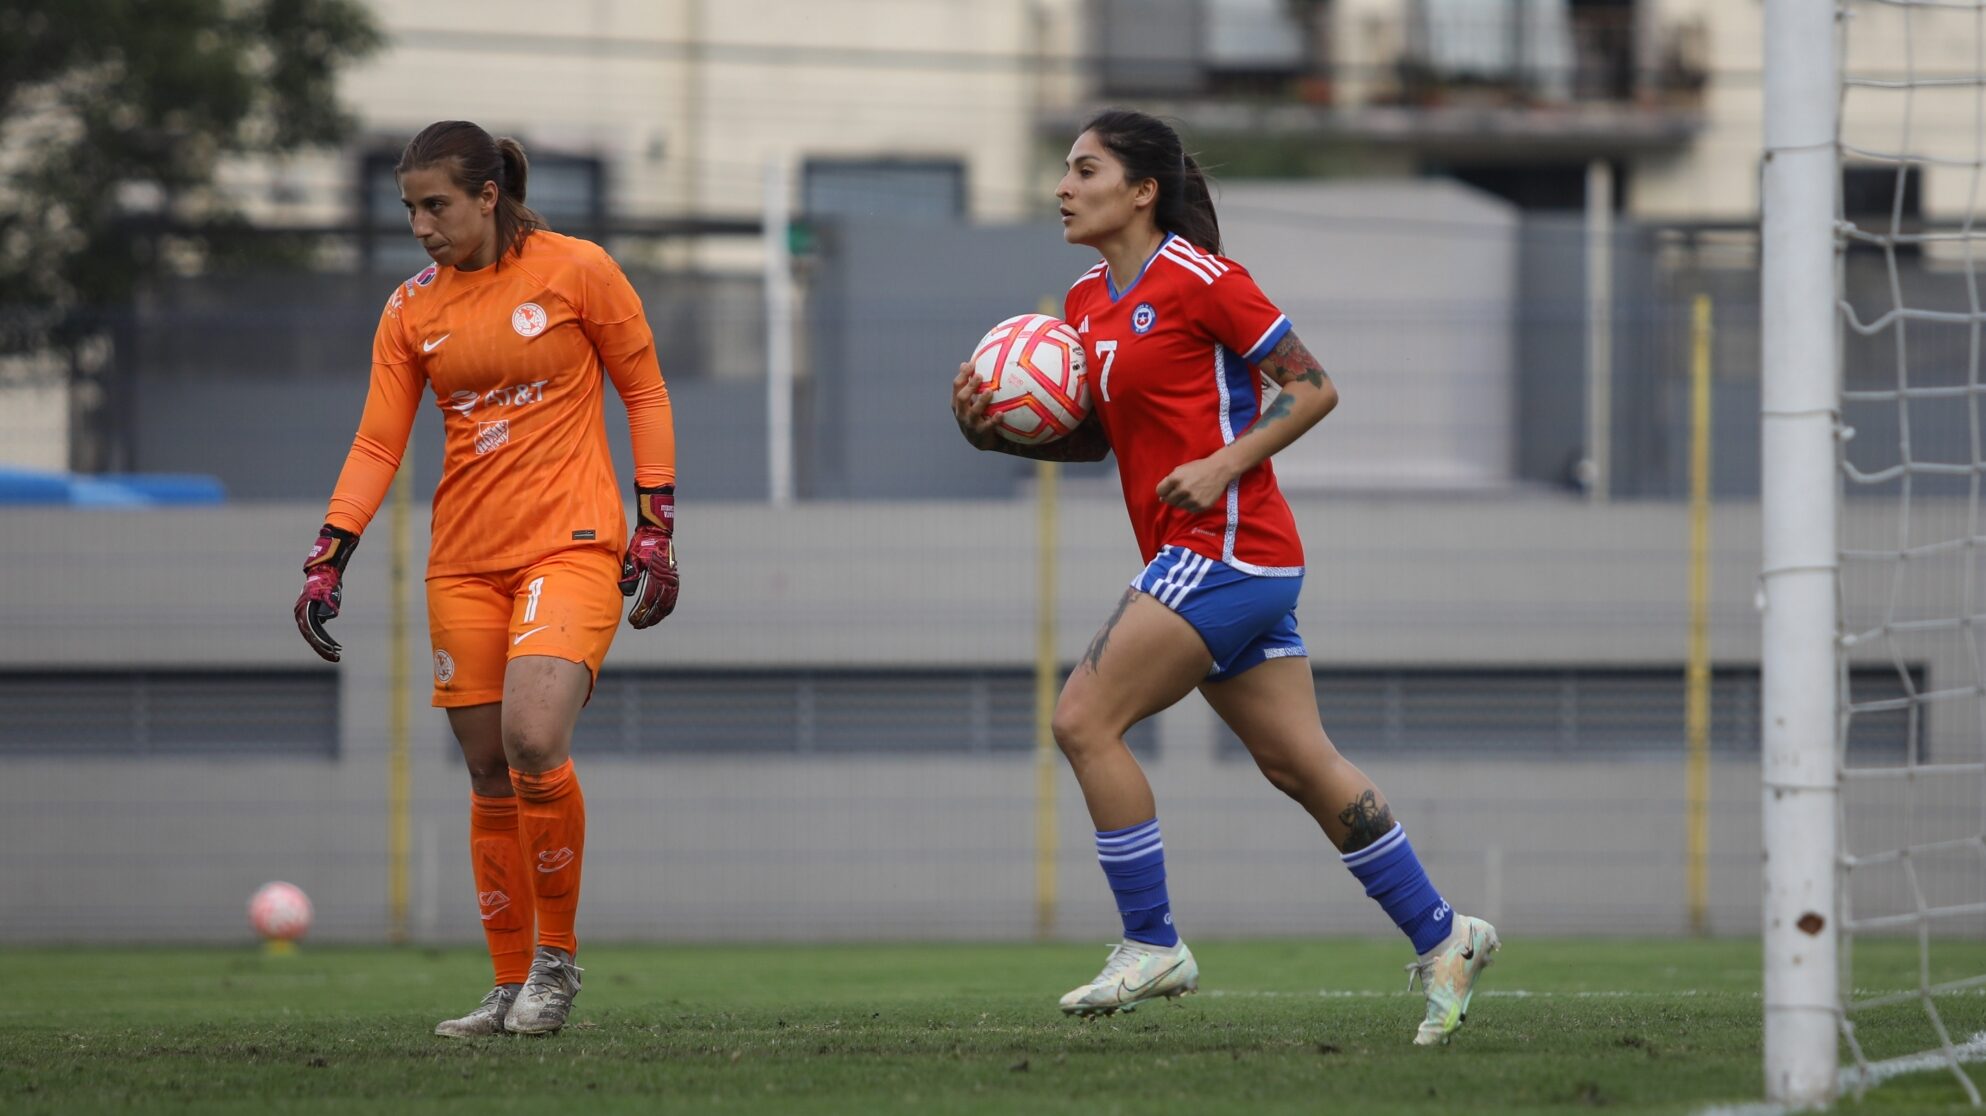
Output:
top-left (426, 545), bottom-right (624, 707)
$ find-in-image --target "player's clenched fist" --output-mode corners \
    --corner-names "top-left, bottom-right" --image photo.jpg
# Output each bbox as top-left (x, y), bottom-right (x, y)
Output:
top-left (619, 484), bottom-right (678, 628)
top-left (294, 524), bottom-right (360, 662)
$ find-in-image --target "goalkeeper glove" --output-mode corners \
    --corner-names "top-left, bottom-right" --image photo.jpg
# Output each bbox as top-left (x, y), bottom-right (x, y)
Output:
top-left (295, 524), bottom-right (359, 662)
top-left (619, 484), bottom-right (678, 629)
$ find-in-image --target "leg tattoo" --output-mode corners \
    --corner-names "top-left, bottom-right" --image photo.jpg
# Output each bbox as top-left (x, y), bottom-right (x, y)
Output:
top-left (1081, 589), bottom-right (1141, 674)
top-left (1336, 789), bottom-right (1395, 853)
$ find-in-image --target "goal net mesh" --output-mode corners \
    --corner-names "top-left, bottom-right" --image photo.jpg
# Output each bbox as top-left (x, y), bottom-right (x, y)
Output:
top-left (1836, 0), bottom-right (1986, 1101)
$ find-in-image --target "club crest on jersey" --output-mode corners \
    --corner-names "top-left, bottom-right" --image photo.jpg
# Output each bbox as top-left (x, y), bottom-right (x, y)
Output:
top-left (433, 649), bottom-right (456, 685)
top-left (512, 301), bottom-right (549, 337)
top-left (1131, 302), bottom-right (1158, 334)
top-left (404, 265), bottom-right (437, 297)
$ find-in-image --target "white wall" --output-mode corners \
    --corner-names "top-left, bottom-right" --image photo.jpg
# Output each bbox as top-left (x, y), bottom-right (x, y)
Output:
top-left (1220, 179), bottom-right (1519, 490)
top-left (1635, 0), bottom-right (1986, 222)
top-left (3, 496), bottom-right (1976, 943)
top-left (0, 495), bottom-right (1790, 945)
top-left (0, 377), bottom-right (67, 471)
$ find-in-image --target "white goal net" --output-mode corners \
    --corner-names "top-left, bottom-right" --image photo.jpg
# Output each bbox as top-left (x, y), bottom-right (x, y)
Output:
top-left (1816, 0), bottom-right (1986, 1105)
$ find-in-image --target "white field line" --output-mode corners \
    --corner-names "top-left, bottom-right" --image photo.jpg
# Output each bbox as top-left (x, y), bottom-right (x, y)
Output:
top-left (1203, 988), bottom-right (1986, 1000)
top-left (1203, 988), bottom-right (1717, 999)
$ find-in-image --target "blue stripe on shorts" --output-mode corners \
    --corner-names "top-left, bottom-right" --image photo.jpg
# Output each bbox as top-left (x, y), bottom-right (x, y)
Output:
top-left (1131, 546), bottom-right (1307, 682)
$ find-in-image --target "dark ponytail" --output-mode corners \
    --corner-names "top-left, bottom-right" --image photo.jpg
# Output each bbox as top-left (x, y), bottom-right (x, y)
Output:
top-left (1175, 154), bottom-right (1220, 255)
top-left (491, 137), bottom-right (541, 257)
top-left (398, 121), bottom-right (547, 260)
top-left (1082, 109), bottom-right (1221, 255)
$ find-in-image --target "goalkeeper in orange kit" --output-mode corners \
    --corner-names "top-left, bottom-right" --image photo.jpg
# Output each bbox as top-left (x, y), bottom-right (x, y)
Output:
top-left (293, 120), bottom-right (679, 1036)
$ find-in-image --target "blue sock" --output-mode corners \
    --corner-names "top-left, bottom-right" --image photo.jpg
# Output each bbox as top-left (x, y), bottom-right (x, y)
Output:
top-left (1341, 823), bottom-right (1453, 955)
top-left (1095, 818), bottom-right (1178, 947)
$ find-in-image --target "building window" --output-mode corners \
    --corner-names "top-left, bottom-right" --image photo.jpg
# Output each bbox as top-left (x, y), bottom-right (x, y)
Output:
top-left (1214, 666), bottom-right (1923, 759)
top-left (575, 668), bottom-right (1155, 756)
top-left (801, 158), bottom-right (967, 223)
top-left (1841, 164), bottom-right (1922, 223)
top-left (0, 671), bottom-right (339, 757)
top-left (1424, 158), bottom-right (1624, 210)
top-left (361, 150), bottom-right (606, 273)
top-left (1206, 0), bottom-right (1309, 86)
top-left (1092, 0), bottom-right (1207, 96)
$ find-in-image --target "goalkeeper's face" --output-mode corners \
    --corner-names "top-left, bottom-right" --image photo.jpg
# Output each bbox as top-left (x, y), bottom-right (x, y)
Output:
top-left (399, 165), bottom-right (497, 269)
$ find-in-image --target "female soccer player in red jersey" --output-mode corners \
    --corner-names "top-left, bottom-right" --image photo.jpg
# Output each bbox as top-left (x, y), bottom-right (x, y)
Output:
top-left (952, 109), bottom-right (1498, 1045)
top-left (294, 121), bottom-right (679, 1037)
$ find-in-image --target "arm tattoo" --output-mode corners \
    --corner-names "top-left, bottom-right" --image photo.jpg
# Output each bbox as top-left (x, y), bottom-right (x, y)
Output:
top-left (1080, 588), bottom-right (1141, 674)
top-left (1335, 790), bottom-right (1395, 853)
top-left (1255, 331), bottom-right (1330, 391)
top-left (977, 413), bottom-right (1112, 463)
top-left (1255, 390), bottom-right (1296, 428)
top-left (1238, 332), bottom-right (1331, 439)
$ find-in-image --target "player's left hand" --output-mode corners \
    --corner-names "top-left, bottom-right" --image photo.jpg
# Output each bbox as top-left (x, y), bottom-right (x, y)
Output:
top-left (294, 524), bottom-right (359, 663)
top-left (1156, 457), bottom-right (1238, 513)
top-left (620, 484), bottom-right (679, 628)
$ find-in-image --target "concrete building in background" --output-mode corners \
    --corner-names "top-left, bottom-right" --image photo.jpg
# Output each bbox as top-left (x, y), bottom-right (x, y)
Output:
top-left (2, 0), bottom-right (1965, 478)
top-left (220, 0), bottom-right (1089, 239)
top-left (1090, 0), bottom-right (1964, 224)
top-left (219, 1), bottom-right (1958, 233)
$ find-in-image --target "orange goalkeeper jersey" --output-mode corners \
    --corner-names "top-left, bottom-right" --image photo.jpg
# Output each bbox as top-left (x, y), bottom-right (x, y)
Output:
top-left (322, 230), bottom-right (676, 576)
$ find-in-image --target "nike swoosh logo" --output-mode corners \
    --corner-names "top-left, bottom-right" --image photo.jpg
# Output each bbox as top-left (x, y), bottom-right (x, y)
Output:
top-left (513, 625), bottom-right (548, 646)
top-left (423, 333), bottom-right (451, 352)
top-left (1119, 959), bottom-right (1185, 997)
top-left (1461, 947), bottom-right (1476, 961)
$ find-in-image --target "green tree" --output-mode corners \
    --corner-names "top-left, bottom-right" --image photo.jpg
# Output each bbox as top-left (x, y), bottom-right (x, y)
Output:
top-left (0, 0), bottom-right (380, 464)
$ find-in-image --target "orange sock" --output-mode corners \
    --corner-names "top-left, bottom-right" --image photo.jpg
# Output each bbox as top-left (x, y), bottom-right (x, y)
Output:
top-left (510, 759), bottom-right (586, 956)
top-left (469, 792), bottom-right (534, 985)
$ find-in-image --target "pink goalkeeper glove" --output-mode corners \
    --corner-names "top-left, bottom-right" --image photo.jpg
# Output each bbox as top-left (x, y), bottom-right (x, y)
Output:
top-left (295, 524), bottom-right (359, 662)
top-left (618, 485), bottom-right (678, 629)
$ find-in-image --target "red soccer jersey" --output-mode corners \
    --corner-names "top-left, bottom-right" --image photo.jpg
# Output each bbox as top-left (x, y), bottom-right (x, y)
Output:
top-left (1063, 233), bottom-right (1303, 575)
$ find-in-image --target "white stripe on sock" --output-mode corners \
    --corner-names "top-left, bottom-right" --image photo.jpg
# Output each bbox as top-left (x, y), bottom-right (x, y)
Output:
top-left (1097, 839), bottom-right (1164, 863)
top-left (1339, 822), bottom-right (1406, 868)
top-left (1095, 821), bottom-right (1160, 848)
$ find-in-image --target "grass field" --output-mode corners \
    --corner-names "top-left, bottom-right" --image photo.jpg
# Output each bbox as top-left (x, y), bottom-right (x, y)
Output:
top-left (3, 938), bottom-right (1983, 1114)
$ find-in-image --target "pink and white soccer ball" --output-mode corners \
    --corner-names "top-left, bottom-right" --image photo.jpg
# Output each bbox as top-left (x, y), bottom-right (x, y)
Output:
top-left (970, 313), bottom-right (1090, 445)
top-left (247, 881), bottom-right (313, 941)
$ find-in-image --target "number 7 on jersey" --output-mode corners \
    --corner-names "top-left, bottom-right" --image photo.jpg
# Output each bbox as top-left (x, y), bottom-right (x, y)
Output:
top-left (1095, 339), bottom-right (1119, 403)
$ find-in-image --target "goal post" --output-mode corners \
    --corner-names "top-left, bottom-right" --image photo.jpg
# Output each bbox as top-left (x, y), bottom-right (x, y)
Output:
top-left (1760, 0), bottom-right (1842, 1105)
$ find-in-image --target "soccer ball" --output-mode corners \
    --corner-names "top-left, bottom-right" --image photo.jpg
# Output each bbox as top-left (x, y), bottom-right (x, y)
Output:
top-left (247, 881), bottom-right (313, 942)
top-left (969, 313), bottom-right (1090, 445)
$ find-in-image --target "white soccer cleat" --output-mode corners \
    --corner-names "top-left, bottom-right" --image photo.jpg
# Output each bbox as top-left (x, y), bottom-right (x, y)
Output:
top-left (433, 984), bottom-right (519, 1038)
top-left (504, 946), bottom-right (583, 1035)
top-left (1059, 939), bottom-right (1199, 1017)
top-left (1406, 915), bottom-right (1500, 1046)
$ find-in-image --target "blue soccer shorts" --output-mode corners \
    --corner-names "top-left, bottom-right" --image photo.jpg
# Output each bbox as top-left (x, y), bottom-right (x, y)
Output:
top-left (1131, 545), bottom-right (1308, 682)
